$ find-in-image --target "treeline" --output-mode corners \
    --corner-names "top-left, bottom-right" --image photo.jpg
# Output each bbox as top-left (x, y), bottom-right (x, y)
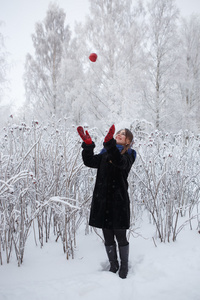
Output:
top-left (19, 0), bottom-right (200, 133)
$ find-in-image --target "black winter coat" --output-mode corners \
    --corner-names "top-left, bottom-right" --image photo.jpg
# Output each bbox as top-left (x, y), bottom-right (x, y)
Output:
top-left (82, 138), bottom-right (136, 229)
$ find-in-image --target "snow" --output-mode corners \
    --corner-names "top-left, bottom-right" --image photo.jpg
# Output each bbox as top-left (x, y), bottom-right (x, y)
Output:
top-left (0, 220), bottom-right (200, 300)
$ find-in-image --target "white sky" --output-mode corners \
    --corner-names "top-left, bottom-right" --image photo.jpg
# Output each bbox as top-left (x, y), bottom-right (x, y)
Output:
top-left (1, 0), bottom-right (200, 111)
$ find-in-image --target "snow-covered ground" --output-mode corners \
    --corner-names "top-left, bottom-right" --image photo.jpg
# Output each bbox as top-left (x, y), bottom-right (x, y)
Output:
top-left (0, 219), bottom-right (200, 300)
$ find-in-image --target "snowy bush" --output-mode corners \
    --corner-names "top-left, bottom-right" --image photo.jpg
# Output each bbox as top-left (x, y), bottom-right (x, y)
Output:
top-left (0, 119), bottom-right (200, 265)
top-left (131, 130), bottom-right (200, 242)
top-left (0, 120), bottom-right (95, 265)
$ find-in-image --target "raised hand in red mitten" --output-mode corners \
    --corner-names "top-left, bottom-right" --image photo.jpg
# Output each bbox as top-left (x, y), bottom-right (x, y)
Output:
top-left (77, 126), bottom-right (92, 144)
top-left (104, 124), bottom-right (115, 143)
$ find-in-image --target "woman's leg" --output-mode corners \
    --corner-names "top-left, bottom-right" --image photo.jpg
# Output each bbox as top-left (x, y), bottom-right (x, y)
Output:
top-left (102, 228), bottom-right (115, 246)
top-left (113, 229), bottom-right (128, 246)
top-left (102, 228), bottom-right (119, 273)
top-left (114, 229), bottom-right (129, 279)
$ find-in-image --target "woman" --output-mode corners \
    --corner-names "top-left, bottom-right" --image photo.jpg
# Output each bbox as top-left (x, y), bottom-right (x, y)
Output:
top-left (77, 124), bottom-right (136, 279)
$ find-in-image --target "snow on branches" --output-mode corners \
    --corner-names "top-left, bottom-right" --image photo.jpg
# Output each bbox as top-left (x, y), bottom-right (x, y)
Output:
top-left (0, 119), bottom-right (200, 265)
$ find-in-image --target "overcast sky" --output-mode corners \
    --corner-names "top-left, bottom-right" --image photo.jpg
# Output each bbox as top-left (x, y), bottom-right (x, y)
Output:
top-left (1, 0), bottom-right (200, 110)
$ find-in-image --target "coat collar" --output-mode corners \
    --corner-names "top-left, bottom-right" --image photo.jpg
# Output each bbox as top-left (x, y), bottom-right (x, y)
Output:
top-left (100, 144), bottom-right (132, 155)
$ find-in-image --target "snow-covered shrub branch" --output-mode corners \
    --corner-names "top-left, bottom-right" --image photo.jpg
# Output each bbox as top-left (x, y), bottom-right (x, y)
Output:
top-left (0, 120), bottom-right (95, 265)
top-left (0, 119), bottom-right (200, 265)
top-left (131, 129), bottom-right (200, 242)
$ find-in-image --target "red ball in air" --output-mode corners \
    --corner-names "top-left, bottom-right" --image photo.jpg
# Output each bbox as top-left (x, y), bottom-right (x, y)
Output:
top-left (89, 53), bottom-right (97, 62)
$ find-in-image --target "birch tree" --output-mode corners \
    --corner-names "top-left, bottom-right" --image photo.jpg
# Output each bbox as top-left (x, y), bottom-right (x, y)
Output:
top-left (141, 0), bottom-right (180, 130)
top-left (178, 15), bottom-right (200, 132)
top-left (58, 36), bottom-right (86, 125)
top-left (74, 0), bottom-right (145, 128)
top-left (0, 22), bottom-right (12, 127)
top-left (24, 3), bottom-right (71, 120)
top-left (0, 21), bottom-right (9, 100)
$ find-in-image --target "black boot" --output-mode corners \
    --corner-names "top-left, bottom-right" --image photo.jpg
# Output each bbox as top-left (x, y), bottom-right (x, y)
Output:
top-left (118, 244), bottom-right (129, 279)
top-left (105, 244), bottom-right (119, 273)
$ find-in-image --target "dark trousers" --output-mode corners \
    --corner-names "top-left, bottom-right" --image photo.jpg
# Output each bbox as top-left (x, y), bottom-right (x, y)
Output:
top-left (102, 228), bottom-right (128, 247)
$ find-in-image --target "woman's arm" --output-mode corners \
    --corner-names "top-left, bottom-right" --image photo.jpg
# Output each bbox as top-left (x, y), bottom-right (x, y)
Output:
top-left (82, 142), bottom-right (102, 169)
top-left (104, 138), bottom-right (136, 170)
top-left (77, 126), bottom-right (101, 168)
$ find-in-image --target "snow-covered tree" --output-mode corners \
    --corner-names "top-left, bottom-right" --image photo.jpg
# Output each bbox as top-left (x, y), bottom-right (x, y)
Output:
top-left (58, 36), bottom-right (86, 125)
top-left (140, 0), bottom-right (180, 131)
top-left (73, 0), bottom-right (145, 128)
top-left (0, 21), bottom-right (8, 103)
top-left (24, 3), bottom-right (71, 120)
top-left (0, 21), bottom-right (13, 127)
top-left (178, 15), bottom-right (200, 132)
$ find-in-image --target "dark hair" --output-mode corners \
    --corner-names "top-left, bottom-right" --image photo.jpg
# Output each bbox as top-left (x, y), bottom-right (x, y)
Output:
top-left (116, 128), bottom-right (134, 154)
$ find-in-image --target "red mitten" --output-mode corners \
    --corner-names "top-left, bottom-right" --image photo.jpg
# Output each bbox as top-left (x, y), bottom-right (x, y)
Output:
top-left (104, 124), bottom-right (115, 143)
top-left (77, 126), bottom-right (92, 144)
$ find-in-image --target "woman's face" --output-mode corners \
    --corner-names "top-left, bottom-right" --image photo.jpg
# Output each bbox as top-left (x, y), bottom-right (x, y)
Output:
top-left (115, 129), bottom-right (127, 145)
